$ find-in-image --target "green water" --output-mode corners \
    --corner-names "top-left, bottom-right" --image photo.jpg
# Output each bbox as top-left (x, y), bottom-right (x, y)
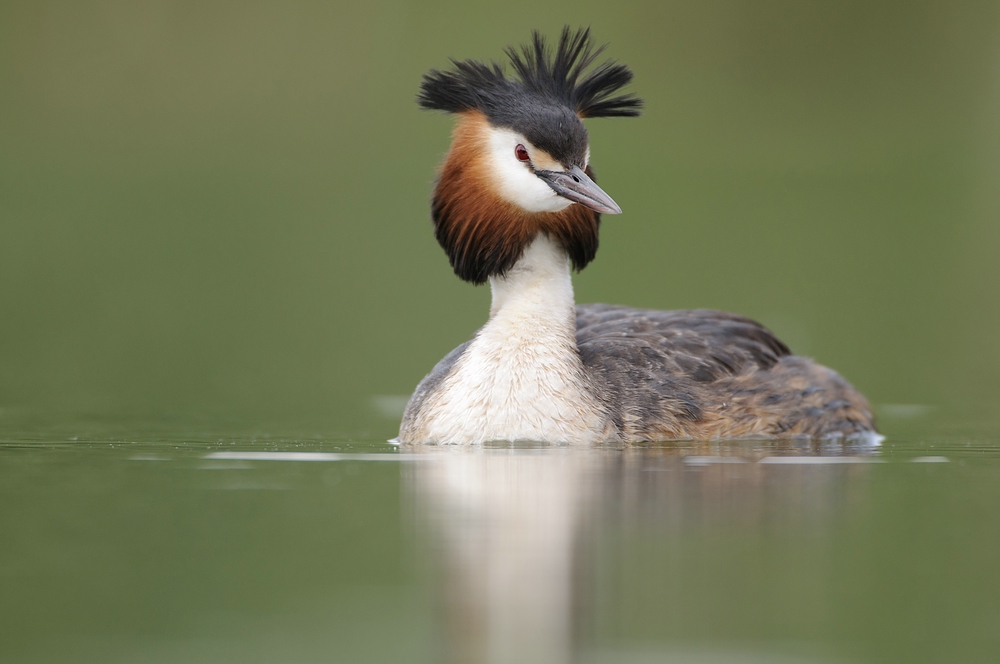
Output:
top-left (3, 1), bottom-right (1000, 662)
top-left (2, 413), bottom-right (999, 663)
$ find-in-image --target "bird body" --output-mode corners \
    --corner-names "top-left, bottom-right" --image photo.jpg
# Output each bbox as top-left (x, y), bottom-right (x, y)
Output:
top-left (399, 29), bottom-right (875, 444)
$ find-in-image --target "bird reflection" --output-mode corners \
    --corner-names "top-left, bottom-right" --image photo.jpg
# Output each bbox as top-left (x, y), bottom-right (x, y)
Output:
top-left (403, 440), bottom-right (878, 664)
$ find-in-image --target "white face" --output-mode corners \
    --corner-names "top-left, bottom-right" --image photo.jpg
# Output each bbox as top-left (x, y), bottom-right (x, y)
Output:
top-left (485, 127), bottom-right (583, 213)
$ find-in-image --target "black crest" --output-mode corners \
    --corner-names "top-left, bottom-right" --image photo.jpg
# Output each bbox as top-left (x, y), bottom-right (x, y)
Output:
top-left (418, 27), bottom-right (642, 121)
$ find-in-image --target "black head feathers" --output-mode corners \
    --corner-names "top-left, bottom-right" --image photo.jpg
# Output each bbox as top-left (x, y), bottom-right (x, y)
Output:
top-left (418, 27), bottom-right (642, 123)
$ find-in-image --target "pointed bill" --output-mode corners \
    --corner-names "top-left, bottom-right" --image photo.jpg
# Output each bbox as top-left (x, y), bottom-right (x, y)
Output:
top-left (536, 165), bottom-right (622, 215)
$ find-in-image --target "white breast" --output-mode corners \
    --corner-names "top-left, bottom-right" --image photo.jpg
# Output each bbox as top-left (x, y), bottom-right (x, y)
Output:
top-left (404, 237), bottom-right (613, 445)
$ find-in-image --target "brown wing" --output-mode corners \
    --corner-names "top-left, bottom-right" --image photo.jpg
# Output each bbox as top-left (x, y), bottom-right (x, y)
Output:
top-left (577, 304), bottom-right (790, 380)
top-left (575, 304), bottom-right (874, 440)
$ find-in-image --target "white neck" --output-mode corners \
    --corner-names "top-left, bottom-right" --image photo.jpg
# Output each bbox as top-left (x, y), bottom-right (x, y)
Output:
top-left (408, 235), bottom-right (612, 444)
top-left (488, 234), bottom-right (577, 326)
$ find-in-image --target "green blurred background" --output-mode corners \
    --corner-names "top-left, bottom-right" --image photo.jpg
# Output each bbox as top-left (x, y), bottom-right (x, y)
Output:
top-left (1, 0), bottom-right (998, 437)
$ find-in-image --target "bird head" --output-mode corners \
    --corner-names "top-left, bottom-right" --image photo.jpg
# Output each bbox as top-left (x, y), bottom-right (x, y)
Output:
top-left (418, 27), bottom-right (641, 284)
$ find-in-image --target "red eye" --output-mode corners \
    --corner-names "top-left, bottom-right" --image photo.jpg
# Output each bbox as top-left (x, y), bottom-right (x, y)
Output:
top-left (514, 144), bottom-right (530, 162)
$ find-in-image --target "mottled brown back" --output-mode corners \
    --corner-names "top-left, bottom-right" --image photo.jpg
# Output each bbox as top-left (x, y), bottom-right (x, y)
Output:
top-left (575, 304), bottom-right (875, 440)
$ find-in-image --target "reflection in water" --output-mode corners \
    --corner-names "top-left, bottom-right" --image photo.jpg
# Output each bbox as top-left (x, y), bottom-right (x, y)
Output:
top-left (408, 448), bottom-right (589, 664)
top-left (405, 441), bottom-right (879, 664)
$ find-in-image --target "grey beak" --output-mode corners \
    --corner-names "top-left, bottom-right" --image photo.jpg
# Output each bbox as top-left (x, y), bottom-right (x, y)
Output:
top-left (536, 165), bottom-right (622, 215)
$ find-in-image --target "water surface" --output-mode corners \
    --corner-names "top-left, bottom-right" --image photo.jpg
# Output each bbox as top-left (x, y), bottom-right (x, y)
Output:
top-left (2, 413), bottom-right (998, 663)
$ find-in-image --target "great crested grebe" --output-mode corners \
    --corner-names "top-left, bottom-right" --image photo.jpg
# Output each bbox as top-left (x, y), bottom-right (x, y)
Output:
top-left (399, 28), bottom-right (875, 445)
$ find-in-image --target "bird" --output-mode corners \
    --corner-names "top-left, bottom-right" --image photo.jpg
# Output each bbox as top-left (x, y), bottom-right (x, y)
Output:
top-left (398, 27), bottom-right (876, 445)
